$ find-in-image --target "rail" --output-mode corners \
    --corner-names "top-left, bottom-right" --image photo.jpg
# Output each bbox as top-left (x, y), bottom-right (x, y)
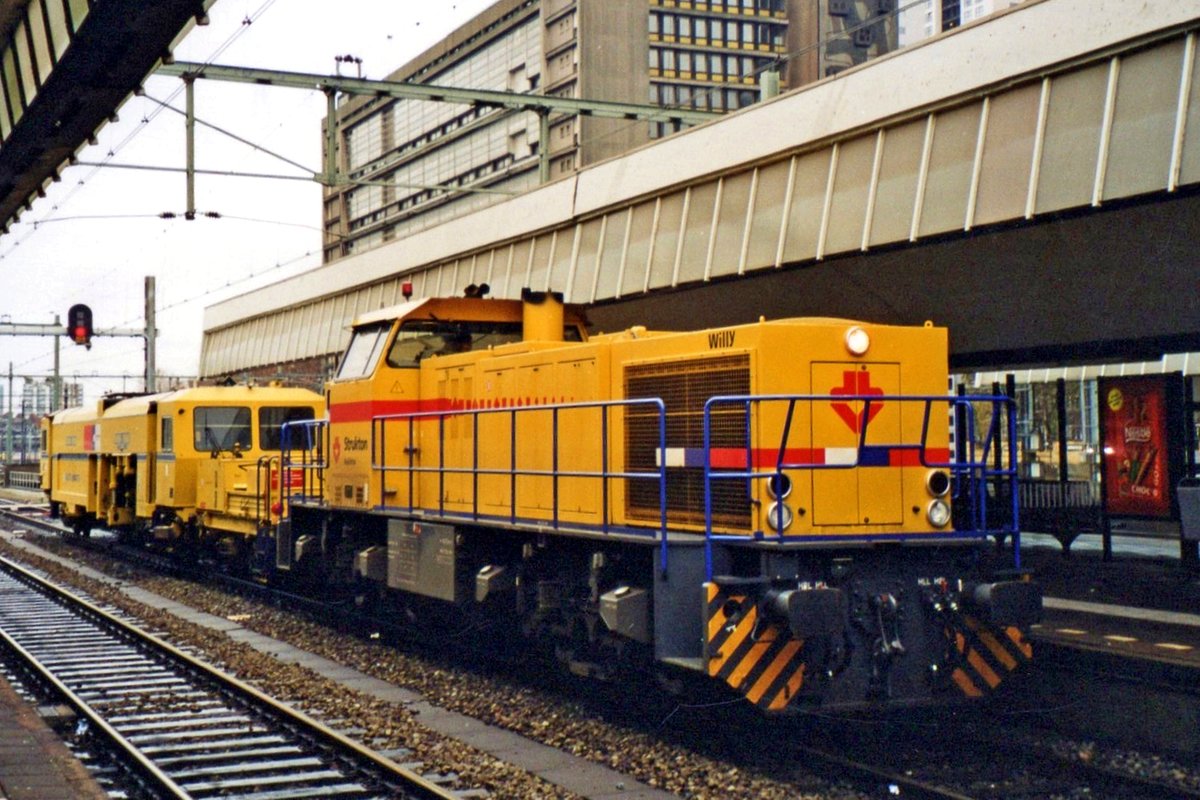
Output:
top-left (701, 393), bottom-right (1020, 579)
top-left (371, 398), bottom-right (670, 568)
top-left (280, 418), bottom-right (327, 509)
top-left (3, 469), bottom-right (41, 490)
top-left (0, 554), bottom-right (462, 799)
top-left (254, 455), bottom-right (278, 525)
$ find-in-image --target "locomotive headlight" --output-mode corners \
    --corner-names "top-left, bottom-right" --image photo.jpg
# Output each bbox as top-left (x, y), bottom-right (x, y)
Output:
top-left (766, 472), bottom-right (792, 499)
top-left (927, 499), bottom-right (951, 528)
top-left (926, 470), bottom-right (951, 497)
top-left (767, 501), bottom-right (794, 532)
top-left (844, 325), bottom-right (870, 356)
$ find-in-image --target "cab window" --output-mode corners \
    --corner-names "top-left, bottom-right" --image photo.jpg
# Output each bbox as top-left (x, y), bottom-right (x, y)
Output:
top-left (386, 320), bottom-right (526, 368)
top-left (259, 406), bottom-right (317, 450)
top-left (161, 418), bottom-right (173, 451)
top-left (195, 407), bottom-right (252, 452)
top-left (336, 322), bottom-right (391, 379)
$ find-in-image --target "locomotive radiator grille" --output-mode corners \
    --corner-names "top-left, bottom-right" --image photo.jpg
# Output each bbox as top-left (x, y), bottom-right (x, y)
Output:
top-left (625, 354), bottom-right (750, 529)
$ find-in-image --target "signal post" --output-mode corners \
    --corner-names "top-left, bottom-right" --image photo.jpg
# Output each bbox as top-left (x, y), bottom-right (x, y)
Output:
top-left (0, 276), bottom-right (159, 414)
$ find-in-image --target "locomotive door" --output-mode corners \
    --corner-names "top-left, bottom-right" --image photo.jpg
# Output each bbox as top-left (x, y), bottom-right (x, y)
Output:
top-left (478, 367), bottom-right (515, 515)
top-left (437, 366), bottom-right (473, 511)
top-left (810, 362), bottom-right (903, 527)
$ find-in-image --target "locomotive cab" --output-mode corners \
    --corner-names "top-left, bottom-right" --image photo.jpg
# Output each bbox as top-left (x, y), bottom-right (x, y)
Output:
top-left (323, 291), bottom-right (588, 511)
top-left (43, 398), bottom-right (125, 534)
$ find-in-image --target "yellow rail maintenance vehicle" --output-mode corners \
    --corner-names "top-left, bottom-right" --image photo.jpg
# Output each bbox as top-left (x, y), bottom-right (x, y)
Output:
top-left (277, 288), bottom-right (1041, 712)
top-left (42, 399), bottom-right (108, 534)
top-left (44, 385), bottom-right (323, 563)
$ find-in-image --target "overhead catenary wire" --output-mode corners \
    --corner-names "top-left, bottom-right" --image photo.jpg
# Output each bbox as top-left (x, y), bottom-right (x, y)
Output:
top-left (0, 0), bottom-right (280, 262)
top-left (1, 0), bottom-right (283, 381)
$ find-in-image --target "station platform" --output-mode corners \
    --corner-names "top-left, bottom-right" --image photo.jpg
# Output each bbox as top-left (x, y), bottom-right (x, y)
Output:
top-left (0, 674), bottom-right (108, 800)
top-left (1016, 533), bottom-right (1200, 668)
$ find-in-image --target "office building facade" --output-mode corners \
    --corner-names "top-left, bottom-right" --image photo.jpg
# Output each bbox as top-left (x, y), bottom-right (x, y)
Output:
top-left (323, 1), bottom-right (987, 263)
top-left (898, 0), bottom-right (1023, 45)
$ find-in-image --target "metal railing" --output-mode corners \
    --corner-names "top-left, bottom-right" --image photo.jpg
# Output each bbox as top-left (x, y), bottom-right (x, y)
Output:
top-left (4, 469), bottom-right (41, 490)
top-left (701, 393), bottom-right (1020, 578)
top-left (279, 419), bottom-right (327, 508)
top-left (1019, 479), bottom-right (1100, 509)
top-left (281, 394), bottom-right (1021, 579)
top-left (371, 399), bottom-right (670, 567)
top-left (254, 455), bottom-right (282, 526)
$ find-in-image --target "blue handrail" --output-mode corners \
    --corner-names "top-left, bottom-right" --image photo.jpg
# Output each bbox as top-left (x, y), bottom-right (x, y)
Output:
top-left (370, 398), bottom-right (670, 572)
top-left (283, 393), bottom-right (1019, 584)
top-left (701, 393), bottom-right (1019, 579)
top-left (279, 419), bottom-right (327, 509)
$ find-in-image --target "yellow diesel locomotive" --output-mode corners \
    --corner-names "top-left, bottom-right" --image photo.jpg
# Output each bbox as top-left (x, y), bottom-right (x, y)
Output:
top-left (278, 289), bottom-right (1041, 712)
top-left (42, 385), bottom-right (323, 559)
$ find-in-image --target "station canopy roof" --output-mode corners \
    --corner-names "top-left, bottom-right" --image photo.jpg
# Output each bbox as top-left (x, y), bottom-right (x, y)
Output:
top-left (0, 0), bottom-right (213, 235)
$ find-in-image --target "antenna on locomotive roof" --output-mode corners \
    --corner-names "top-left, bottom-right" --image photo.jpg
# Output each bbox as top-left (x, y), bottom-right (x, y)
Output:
top-left (464, 283), bottom-right (490, 298)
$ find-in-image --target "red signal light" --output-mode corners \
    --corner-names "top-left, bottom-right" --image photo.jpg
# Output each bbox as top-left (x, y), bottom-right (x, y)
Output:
top-left (66, 304), bottom-right (93, 349)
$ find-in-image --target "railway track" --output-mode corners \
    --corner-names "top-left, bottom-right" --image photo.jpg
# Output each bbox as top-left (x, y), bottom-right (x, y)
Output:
top-left (0, 551), bottom-right (473, 800)
top-left (4, 498), bottom-right (1200, 800)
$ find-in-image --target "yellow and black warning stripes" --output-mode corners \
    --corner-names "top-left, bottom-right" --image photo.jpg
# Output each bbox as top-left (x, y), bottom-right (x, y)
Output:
top-left (943, 615), bottom-right (1033, 698)
top-left (704, 582), bottom-right (806, 712)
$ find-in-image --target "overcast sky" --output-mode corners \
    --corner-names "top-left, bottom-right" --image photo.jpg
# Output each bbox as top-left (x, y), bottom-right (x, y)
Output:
top-left (0, 0), bottom-right (497, 405)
